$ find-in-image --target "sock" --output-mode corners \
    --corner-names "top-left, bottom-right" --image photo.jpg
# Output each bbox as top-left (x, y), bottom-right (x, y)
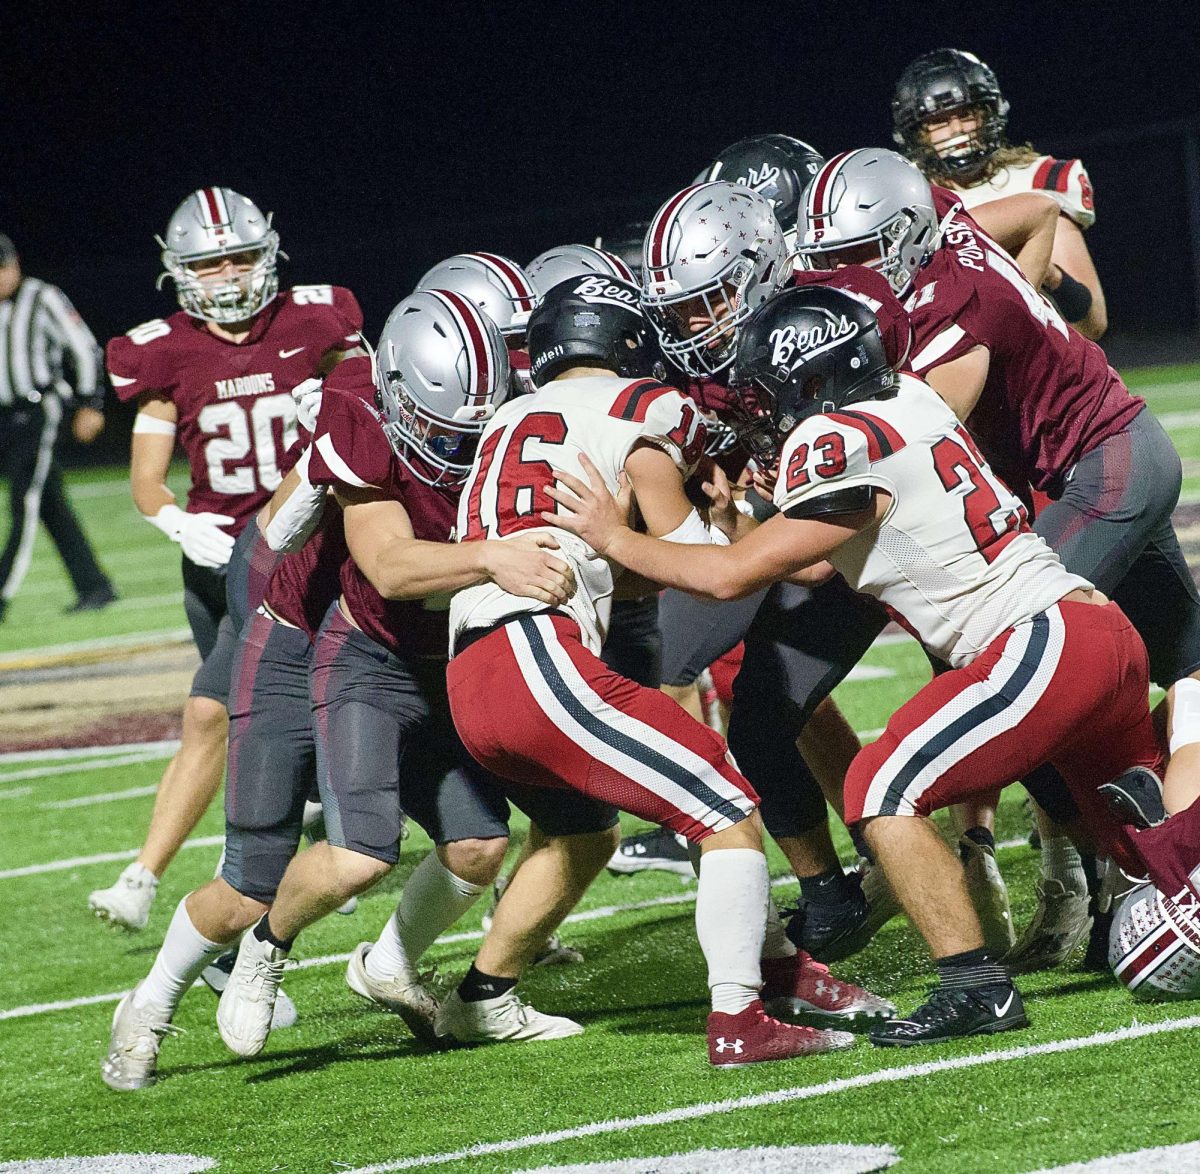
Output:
top-left (761, 898), bottom-right (797, 961)
top-left (133, 897), bottom-right (225, 1016)
top-left (364, 851), bottom-right (486, 982)
top-left (962, 826), bottom-right (996, 853)
top-left (800, 866), bottom-right (856, 907)
top-left (254, 914), bottom-right (294, 954)
top-left (936, 946), bottom-right (1009, 990)
top-left (1040, 835), bottom-right (1085, 889)
top-left (696, 847), bottom-right (768, 1015)
top-left (1080, 852), bottom-right (1101, 900)
top-left (457, 964), bottom-right (517, 1003)
top-left (850, 827), bottom-right (873, 862)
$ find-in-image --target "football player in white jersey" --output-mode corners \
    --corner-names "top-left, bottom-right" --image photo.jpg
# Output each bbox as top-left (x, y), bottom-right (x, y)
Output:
top-left (448, 276), bottom-right (893, 1065)
top-left (549, 286), bottom-right (1164, 1045)
top-left (892, 48), bottom-right (1106, 339)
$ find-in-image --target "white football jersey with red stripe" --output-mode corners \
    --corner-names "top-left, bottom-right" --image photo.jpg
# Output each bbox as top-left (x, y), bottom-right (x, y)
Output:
top-left (452, 374), bottom-right (707, 654)
top-left (954, 155), bottom-right (1095, 229)
top-left (773, 374), bottom-right (1090, 668)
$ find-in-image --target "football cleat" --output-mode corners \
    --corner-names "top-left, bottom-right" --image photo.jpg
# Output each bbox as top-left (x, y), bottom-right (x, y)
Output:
top-left (960, 836), bottom-right (1016, 955)
top-left (869, 981), bottom-right (1028, 1047)
top-left (1005, 877), bottom-right (1092, 973)
top-left (88, 862), bottom-right (159, 932)
top-left (215, 931), bottom-right (289, 1057)
top-left (761, 951), bottom-right (894, 1028)
top-left (435, 988), bottom-right (583, 1044)
top-left (607, 827), bottom-right (694, 877)
top-left (199, 948), bottom-right (298, 1029)
top-left (100, 987), bottom-right (179, 1091)
top-left (708, 1001), bottom-right (856, 1067)
top-left (785, 865), bottom-right (899, 963)
top-left (345, 942), bottom-right (440, 1043)
top-left (1099, 766), bottom-right (1167, 830)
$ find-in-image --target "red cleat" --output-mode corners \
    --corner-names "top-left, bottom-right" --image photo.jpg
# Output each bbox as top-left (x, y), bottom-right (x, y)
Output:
top-left (761, 951), bottom-right (894, 1028)
top-left (707, 1000), bottom-right (855, 1067)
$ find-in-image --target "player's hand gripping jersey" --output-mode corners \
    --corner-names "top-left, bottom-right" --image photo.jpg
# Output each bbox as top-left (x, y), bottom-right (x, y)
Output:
top-left (906, 192), bottom-right (1139, 492)
top-left (774, 373), bottom-right (1089, 668)
top-left (954, 155), bottom-right (1095, 229)
top-left (451, 375), bottom-right (706, 654)
top-left (106, 285), bottom-right (362, 533)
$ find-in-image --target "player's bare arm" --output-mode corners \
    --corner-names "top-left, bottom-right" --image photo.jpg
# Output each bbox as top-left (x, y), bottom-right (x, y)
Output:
top-left (339, 485), bottom-right (574, 604)
top-left (924, 344), bottom-right (991, 422)
top-left (548, 453), bottom-right (882, 601)
top-left (1046, 216), bottom-right (1107, 339)
top-left (968, 193), bottom-right (1059, 288)
top-left (130, 395), bottom-right (179, 517)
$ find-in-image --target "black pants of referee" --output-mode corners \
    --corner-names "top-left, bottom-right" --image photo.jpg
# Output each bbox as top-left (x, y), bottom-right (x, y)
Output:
top-left (0, 397), bottom-right (111, 611)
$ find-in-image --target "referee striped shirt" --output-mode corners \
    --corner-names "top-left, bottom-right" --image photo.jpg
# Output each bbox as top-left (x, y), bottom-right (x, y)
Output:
top-left (0, 278), bottom-right (102, 408)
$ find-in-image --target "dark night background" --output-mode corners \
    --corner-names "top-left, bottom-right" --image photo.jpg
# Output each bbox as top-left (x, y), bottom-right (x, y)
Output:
top-left (5, 1), bottom-right (1199, 463)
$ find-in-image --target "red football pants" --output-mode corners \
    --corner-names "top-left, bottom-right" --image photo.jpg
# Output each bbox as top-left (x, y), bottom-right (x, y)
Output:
top-left (447, 613), bottom-right (759, 843)
top-left (844, 600), bottom-right (1162, 874)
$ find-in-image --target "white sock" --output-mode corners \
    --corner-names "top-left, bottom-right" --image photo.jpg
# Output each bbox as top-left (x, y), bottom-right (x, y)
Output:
top-left (1041, 836), bottom-right (1086, 890)
top-left (696, 847), bottom-right (768, 1014)
top-left (365, 851), bottom-right (486, 982)
top-left (133, 897), bottom-right (225, 1017)
top-left (761, 898), bottom-right (797, 960)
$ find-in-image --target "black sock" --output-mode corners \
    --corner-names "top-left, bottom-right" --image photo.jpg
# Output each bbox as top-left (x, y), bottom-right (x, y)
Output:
top-left (458, 964), bottom-right (517, 1003)
top-left (1080, 852), bottom-right (1100, 899)
top-left (800, 866), bottom-right (856, 908)
top-left (937, 946), bottom-right (1009, 990)
top-left (850, 827), bottom-right (873, 862)
top-left (253, 914), bottom-right (294, 954)
top-left (963, 825), bottom-right (996, 851)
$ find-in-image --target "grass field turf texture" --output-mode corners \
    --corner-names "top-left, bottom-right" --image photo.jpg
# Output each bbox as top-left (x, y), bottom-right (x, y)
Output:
top-left (2, 366), bottom-right (1199, 1173)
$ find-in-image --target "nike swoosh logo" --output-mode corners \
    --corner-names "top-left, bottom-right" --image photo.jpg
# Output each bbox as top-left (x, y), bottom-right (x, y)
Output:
top-left (279, 347), bottom-right (305, 359)
top-left (993, 991), bottom-right (1015, 1018)
top-left (109, 373), bottom-right (138, 386)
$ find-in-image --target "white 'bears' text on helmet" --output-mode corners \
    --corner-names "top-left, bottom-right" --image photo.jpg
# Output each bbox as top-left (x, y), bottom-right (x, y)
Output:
top-left (525, 244), bottom-right (636, 300)
top-left (1110, 863), bottom-right (1200, 1001)
top-left (374, 290), bottom-right (511, 488)
top-left (640, 181), bottom-right (788, 378)
top-left (157, 187), bottom-right (281, 324)
top-left (416, 253), bottom-right (537, 338)
top-left (794, 150), bottom-right (939, 297)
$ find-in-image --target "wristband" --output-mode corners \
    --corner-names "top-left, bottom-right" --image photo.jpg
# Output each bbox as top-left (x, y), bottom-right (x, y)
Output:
top-left (1050, 271), bottom-right (1093, 323)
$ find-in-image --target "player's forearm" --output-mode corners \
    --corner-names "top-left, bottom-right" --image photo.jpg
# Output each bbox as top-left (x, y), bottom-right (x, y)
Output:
top-left (259, 452), bottom-right (327, 553)
top-left (605, 528), bottom-right (769, 602)
top-left (131, 477), bottom-right (176, 519)
top-left (366, 539), bottom-right (490, 601)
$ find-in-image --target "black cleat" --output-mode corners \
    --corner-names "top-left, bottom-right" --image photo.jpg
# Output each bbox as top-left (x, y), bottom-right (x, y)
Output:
top-left (783, 873), bottom-right (881, 963)
top-left (66, 585), bottom-right (118, 613)
top-left (869, 981), bottom-right (1028, 1047)
top-left (1083, 906), bottom-right (1114, 971)
top-left (607, 827), bottom-right (694, 877)
top-left (1099, 766), bottom-right (1167, 830)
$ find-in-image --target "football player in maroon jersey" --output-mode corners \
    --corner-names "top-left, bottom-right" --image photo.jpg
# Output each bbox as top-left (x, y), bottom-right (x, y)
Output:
top-left (89, 188), bottom-right (362, 933)
top-left (893, 48), bottom-right (1106, 340)
top-left (793, 148), bottom-right (1200, 970)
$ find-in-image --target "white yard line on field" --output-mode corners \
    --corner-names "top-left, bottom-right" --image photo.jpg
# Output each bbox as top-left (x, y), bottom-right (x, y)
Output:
top-left (0, 740), bottom-right (180, 765)
top-left (341, 1016), bottom-right (1200, 1173)
top-left (0, 754), bottom-right (172, 785)
top-left (0, 787), bottom-right (33, 801)
top-left (0, 834), bottom-right (224, 881)
top-left (40, 785), bottom-right (160, 810)
top-left (1157, 408), bottom-right (1200, 430)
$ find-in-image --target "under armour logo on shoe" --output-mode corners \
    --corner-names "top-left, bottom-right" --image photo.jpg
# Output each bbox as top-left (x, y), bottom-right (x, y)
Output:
top-left (714, 1037), bottom-right (744, 1054)
top-left (816, 980), bottom-right (841, 1000)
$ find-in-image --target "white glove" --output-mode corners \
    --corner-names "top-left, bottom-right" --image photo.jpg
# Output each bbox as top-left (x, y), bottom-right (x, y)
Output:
top-left (292, 377), bottom-right (323, 432)
top-left (147, 504), bottom-right (236, 569)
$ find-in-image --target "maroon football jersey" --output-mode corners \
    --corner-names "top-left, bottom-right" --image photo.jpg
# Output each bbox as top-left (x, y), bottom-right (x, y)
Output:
top-left (264, 510), bottom-right (349, 642)
top-left (306, 364), bottom-right (459, 660)
top-left (107, 285), bottom-right (363, 534)
top-left (905, 191), bottom-right (1142, 493)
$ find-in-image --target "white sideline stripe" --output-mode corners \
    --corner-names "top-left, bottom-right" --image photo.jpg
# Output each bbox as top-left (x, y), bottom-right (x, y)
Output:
top-left (0, 991), bottom-right (133, 1021)
top-left (1158, 408), bottom-right (1200, 431)
top-left (0, 629), bottom-right (192, 666)
top-left (0, 835), bottom-right (224, 880)
top-left (0, 740), bottom-right (180, 765)
top-left (343, 1016), bottom-right (1200, 1172)
top-left (40, 785), bottom-right (160, 810)
top-left (0, 754), bottom-right (170, 785)
top-left (0, 787), bottom-right (33, 801)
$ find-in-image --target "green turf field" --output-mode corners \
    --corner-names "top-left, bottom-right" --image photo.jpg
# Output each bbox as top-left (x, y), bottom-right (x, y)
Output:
top-left (1, 366), bottom-right (1199, 1173)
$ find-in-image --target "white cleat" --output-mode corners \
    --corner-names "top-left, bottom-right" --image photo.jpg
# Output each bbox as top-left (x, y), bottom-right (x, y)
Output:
top-left (88, 863), bottom-right (158, 932)
top-left (1006, 876), bottom-right (1092, 973)
top-left (345, 943), bottom-right (440, 1043)
top-left (435, 987), bottom-right (583, 1045)
top-left (100, 986), bottom-right (178, 1091)
top-left (216, 931), bottom-right (289, 1057)
top-left (199, 948), bottom-right (299, 1030)
top-left (960, 836), bottom-right (1016, 955)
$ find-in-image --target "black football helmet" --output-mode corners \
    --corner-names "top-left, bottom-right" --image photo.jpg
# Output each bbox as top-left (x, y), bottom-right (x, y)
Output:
top-left (526, 275), bottom-right (662, 387)
top-left (696, 135), bottom-right (825, 244)
top-left (892, 49), bottom-right (1010, 179)
top-left (729, 286), bottom-right (898, 453)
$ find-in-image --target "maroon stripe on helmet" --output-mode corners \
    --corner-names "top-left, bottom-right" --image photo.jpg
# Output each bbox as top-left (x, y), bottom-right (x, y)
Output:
top-left (648, 186), bottom-right (700, 271)
top-left (806, 151), bottom-right (854, 222)
top-left (201, 187), bottom-right (224, 227)
top-left (598, 248), bottom-right (636, 283)
top-left (436, 288), bottom-right (493, 406)
top-left (474, 253), bottom-right (536, 311)
top-left (1114, 920), bottom-right (1179, 985)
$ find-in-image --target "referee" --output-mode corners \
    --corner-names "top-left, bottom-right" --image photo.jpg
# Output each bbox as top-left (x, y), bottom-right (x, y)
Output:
top-left (0, 234), bottom-right (115, 622)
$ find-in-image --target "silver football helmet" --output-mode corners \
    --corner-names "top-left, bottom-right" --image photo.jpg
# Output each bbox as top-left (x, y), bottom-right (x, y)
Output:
top-left (374, 289), bottom-right (511, 487)
top-left (640, 181), bottom-right (789, 378)
top-left (1110, 863), bottom-right (1200, 1001)
top-left (416, 253), bottom-right (537, 337)
top-left (794, 149), bottom-right (939, 296)
top-left (157, 187), bottom-right (281, 324)
top-left (525, 244), bottom-right (636, 299)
